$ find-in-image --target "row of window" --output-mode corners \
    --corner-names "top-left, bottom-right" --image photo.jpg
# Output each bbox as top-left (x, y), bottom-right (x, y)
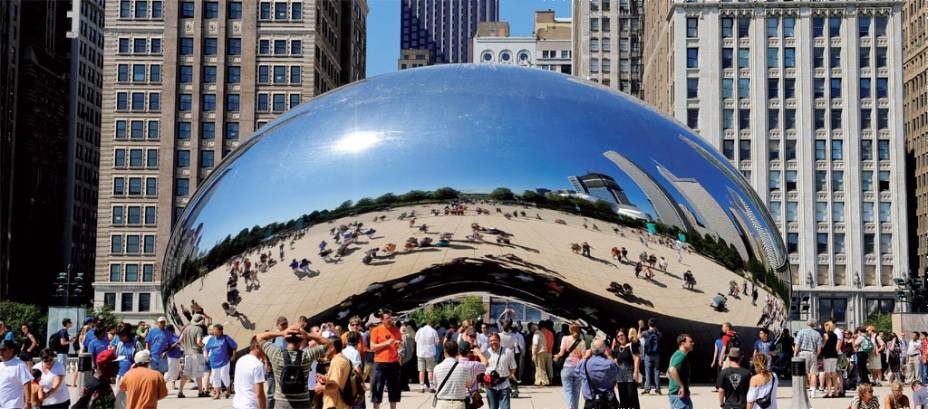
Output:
top-left (179, 65), bottom-right (242, 84)
top-left (109, 264), bottom-right (155, 283)
top-left (258, 65), bottom-right (302, 84)
top-left (112, 206), bottom-right (157, 226)
top-left (119, 0), bottom-right (163, 19)
top-left (785, 232), bottom-right (892, 256)
top-left (114, 148), bottom-right (159, 169)
top-left (103, 292), bottom-right (153, 313)
top-left (721, 137), bottom-right (892, 163)
top-left (117, 64), bottom-right (161, 83)
top-left (113, 177), bottom-right (158, 197)
top-left (257, 93), bottom-right (302, 112)
top-left (115, 120), bottom-right (160, 140)
top-left (177, 121), bottom-right (241, 140)
top-left (768, 200), bottom-right (892, 224)
top-left (177, 93), bottom-right (242, 112)
top-left (257, 39), bottom-right (303, 56)
top-left (116, 92), bottom-right (160, 111)
top-left (178, 1), bottom-right (244, 19)
top-left (714, 16), bottom-right (888, 40)
top-left (704, 46), bottom-right (888, 70)
top-left (176, 149), bottom-right (216, 169)
top-left (179, 38), bottom-right (244, 56)
top-left (117, 38), bottom-right (161, 55)
top-left (257, 2), bottom-right (303, 21)
top-left (110, 234), bottom-right (156, 255)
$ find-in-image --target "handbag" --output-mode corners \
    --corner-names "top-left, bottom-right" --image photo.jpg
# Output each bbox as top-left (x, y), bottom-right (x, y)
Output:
top-left (432, 361), bottom-right (459, 408)
top-left (754, 375), bottom-right (774, 409)
top-left (555, 338), bottom-right (582, 367)
top-left (466, 389), bottom-right (484, 409)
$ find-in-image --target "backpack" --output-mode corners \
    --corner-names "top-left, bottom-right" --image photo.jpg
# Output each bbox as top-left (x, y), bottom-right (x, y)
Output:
top-left (860, 336), bottom-right (873, 354)
top-left (644, 330), bottom-right (660, 354)
top-left (728, 332), bottom-right (742, 350)
top-left (279, 350), bottom-right (307, 395)
top-left (48, 332), bottom-right (61, 352)
top-left (338, 355), bottom-right (365, 406)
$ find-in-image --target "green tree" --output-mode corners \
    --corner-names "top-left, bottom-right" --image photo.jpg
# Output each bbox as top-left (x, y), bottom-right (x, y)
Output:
top-left (866, 312), bottom-right (893, 337)
top-left (520, 190), bottom-right (545, 203)
top-left (355, 197), bottom-right (375, 208)
top-left (432, 187), bottom-right (460, 200)
top-left (454, 296), bottom-right (485, 323)
top-left (336, 200), bottom-right (354, 211)
top-left (400, 190), bottom-right (429, 203)
top-left (87, 306), bottom-right (119, 329)
top-left (0, 301), bottom-right (46, 344)
top-left (375, 193), bottom-right (398, 205)
top-left (488, 188), bottom-right (515, 202)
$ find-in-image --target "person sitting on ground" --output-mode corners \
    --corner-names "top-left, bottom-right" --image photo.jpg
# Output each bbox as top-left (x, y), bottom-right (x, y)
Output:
top-left (886, 381), bottom-right (910, 409)
top-left (849, 383), bottom-right (880, 409)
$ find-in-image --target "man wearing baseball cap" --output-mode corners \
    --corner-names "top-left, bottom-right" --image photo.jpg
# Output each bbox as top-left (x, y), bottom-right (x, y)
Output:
top-left (119, 349), bottom-right (168, 408)
top-left (717, 348), bottom-right (750, 409)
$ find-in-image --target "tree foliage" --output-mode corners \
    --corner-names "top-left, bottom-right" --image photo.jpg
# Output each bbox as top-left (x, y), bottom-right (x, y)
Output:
top-left (0, 301), bottom-right (46, 345)
top-left (410, 296), bottom-right (486, 328)
top-left (488, 188), bottom-right (516, 202)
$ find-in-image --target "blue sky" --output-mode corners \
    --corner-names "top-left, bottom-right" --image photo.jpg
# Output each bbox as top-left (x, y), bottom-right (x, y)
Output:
top-left (366, 0), bottom-right (573, 77)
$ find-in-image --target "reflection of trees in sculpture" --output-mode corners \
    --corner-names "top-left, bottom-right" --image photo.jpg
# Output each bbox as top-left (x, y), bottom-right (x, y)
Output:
top-left (410, 295), bottom-right (486, 328)
top-left (169, 185), bottom-right (788, 304)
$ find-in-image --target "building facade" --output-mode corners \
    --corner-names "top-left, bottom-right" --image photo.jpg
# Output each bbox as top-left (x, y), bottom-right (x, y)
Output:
top-left (471, 11), bottom-right (572, 74)
top-left (535, 11), bottom-right (573, 75)
top-left (95, 0), bottom-right (367, 321)
top-left (399, 0), bottom-right (498, 68)
top-left (904, 0), bottom-right (928, 280)
top-left (573, 0), bottom-right (643, 95)
top-left (643, 0), bottom-right (908, 328)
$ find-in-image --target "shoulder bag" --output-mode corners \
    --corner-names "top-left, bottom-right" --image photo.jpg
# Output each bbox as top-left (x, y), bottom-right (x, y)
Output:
top-left (582, 359), bottom-right (617, 409)
top-left (556, 338), bottom-right (582, 367)
top-left (432, 361), bottom-right (459, 408)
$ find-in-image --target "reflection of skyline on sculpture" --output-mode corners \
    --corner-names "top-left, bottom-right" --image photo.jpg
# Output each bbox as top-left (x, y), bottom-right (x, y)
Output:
top-left (162, 65), bottom-right (790, 365)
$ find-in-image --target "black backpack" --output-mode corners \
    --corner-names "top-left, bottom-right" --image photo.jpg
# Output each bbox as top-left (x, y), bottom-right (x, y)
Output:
top-left (279, 350), bottom-right (307, 395)
top-left (48, 332), bottom-right (60, 352)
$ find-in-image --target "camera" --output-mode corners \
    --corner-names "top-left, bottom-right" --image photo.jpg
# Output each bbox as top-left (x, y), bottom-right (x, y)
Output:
top-left (483, 370), bottom-right (503, 386)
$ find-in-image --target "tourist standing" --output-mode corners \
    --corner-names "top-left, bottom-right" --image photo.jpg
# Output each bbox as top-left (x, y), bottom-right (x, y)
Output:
top-left (746, 354), bottom-right (777, 409)
top-left (641, 319), bottom-right (662, 395)
top-left (50, 318), bottom-right (72, 369)
top-left (204, 323), bottom-right (237, 399)
top-left (18, 325), bottom-right (37, 362)
top-left (531, 323), bottom-right (550, 386)
top-left (910, 333), bottom-right (924, 383)
top-left (31, 349), bottom-right (69, 408)
top-left (667, 334), bottom-right (694, 409)
top-left (432, 341), bottom-right (472, 409)
top-left (314, 337), bottom-right (356, 409)
top-left (146, 318), bottom-right (170, 375)
top-left (854, 327), bottom-right (874, 386)
top-left (178, 314), bottom-right (206, 398)
top-left (717, 348), bottom-right (749, 409)
top-left (233, 336), bottom-right (267, 409)
top-left (119, 350), bottom-right (169, 408)
top-left (498, 321), bottom-right (521, 398)
top-left (370, 309), bottom-right (403, 409)
top-left (867, 326), bottom-right (886, 386)
top-left (163, 325), bottom-right (182, 390)
top-left (257, 324), bottom-right (330, 408)
top-left (793, 319), bottom-right (822, 397)
top-left (553, 324), bottom-right (585, 409)
top-left (484, 334), bottom-right (517, 409)
top-left (576, 340), bottom-right (619, 409)
top-left (821, 321), bottom-right (842, 398)
top-left (415, 320), bottom-right (440, 392)
top-left (612, 330), bottom-right (640, 409)
top-left (711, 332), bottom-right (724, 392)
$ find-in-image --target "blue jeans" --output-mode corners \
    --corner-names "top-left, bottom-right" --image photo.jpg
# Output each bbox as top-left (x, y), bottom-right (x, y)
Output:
top-left (485, 386), bottom-right (511, 409)
top-left (643, 353), bottom-right (661, 392)
top-left (668, 395), bottom-right (693, 409)
top-left (921, 361), bottom-right (928, 384)
top-left (560, 366), bottom-right (582, 409)
top-left (56, 353), bottom-right (68, 369)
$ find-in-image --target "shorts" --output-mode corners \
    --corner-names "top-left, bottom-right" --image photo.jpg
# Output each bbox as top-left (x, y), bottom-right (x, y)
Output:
top-left (166, 357), bottom-right (181, 381)
top-left (417, 356), bottom-right (436, 372)
top-left (151, 357), bottom-right (168, 373)
top-left (823, 358), bottom-right (838, 373)
top-left (798, 351), bottom-right (817, 375)
top-left (184, 354), bottom-right (205, 379)
top-left (372, 362), bottom-right (402, 403)
top-left (210, 363), bottom-right (231, 388)
top-left (868, 354), bottom-right (882, 370)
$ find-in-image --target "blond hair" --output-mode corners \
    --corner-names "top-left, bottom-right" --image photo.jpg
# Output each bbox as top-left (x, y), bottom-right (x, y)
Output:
top-left (752, 353), bottom-right (770, 377)
top-left (824, 321), bottom-right (834, 332)
top-left (628, 328), bottom-right (639, 343)
top-left (858, 383), bottom-right (873, 395)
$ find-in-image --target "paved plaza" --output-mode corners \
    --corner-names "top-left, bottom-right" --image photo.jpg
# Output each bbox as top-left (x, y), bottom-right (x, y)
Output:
top-left (66, 382), bottom-right (892, 409)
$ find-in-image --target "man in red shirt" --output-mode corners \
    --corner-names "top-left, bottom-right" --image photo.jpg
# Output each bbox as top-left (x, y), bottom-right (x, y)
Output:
top-left (370, 309), bottom-right (403, 409)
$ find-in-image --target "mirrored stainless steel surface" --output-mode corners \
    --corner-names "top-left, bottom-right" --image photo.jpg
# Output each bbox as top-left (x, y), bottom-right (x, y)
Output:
top-left (163, 65), bottom-right (790, 346)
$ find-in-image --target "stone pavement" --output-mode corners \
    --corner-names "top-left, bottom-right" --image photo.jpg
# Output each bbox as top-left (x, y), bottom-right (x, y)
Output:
top-left (69, 382), bottom-right (893, 409)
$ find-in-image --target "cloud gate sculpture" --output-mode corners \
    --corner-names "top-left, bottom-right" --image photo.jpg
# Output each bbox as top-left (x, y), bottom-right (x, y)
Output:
top-left (163, 65), bottom-right (791, 362)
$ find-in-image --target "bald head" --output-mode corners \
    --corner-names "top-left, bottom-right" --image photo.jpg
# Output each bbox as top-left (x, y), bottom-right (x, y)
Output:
top-left (591, 339), bottom-right (606, 356)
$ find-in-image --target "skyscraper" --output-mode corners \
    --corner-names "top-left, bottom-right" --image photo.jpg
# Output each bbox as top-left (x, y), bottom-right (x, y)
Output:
top-left (644, 0), bottom-right (908, 328)
top-left (572, 0), bottom-right (643, 95)
top-left (903, 0), bottom-right (928, 280)
top-left (399, 0), bottom-right (499, 69)
top-left (0, 0), bottom-right (75, 303)
top-left (95, 0), bottom-right (367, 320)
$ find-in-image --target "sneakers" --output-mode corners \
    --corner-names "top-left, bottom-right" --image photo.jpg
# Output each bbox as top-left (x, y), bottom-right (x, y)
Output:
top-left (177, 392), bottom-right (186, 398)
top-left (808, 388), bottom-right (817, 398)
top-left (655, 390), bottom-right (662, 395)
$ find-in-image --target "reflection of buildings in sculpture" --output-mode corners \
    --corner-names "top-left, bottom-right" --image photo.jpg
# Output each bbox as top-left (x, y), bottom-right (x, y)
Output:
top-left (568, 172), bottom-right (631, 206)
top-left (728, 187), bottom-right (784, 271)
top-left (655, 165), bottom-right (748, 261)
top-left (603, 150), bottom-right (689, 230)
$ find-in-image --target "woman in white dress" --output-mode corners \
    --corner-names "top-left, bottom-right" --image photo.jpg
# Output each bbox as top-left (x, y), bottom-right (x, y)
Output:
top-left (746, 353), bottom-right (777, 409)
